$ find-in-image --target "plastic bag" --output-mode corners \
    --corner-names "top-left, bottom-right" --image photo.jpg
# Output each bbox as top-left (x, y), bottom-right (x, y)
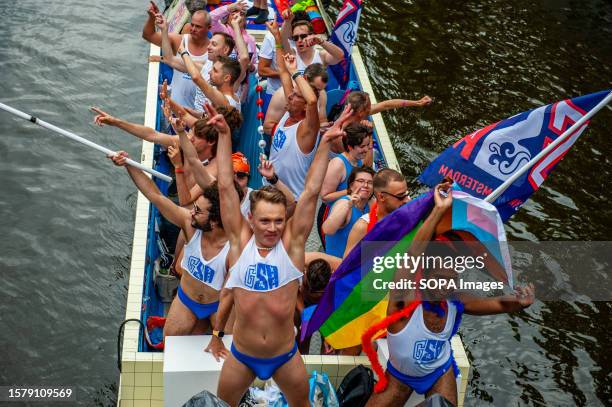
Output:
top-left (240, 381), bottom-right (288, 407)
top-left (183, 390), bottom-right (230, 406)
top-left (309, 371), bottom-right (340, 407)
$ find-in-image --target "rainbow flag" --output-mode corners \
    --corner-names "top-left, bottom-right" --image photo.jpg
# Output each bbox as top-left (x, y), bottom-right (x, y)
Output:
top-left (301, 188), bottom-right (512, 349)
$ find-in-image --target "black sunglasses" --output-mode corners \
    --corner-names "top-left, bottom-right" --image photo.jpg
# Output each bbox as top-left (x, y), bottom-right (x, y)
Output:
top-left (292, 33), bottom-right (309, 41)
top-left (192, 202), bottom-right (205, 215)
top-left (380, 190), bottom-right (409, 200)
top-left (235, 171), bottom-right (249, 179)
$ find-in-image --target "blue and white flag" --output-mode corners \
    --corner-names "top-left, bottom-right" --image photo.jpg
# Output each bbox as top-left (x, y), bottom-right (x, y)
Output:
top-left (329, 0), bottom-right (363, 88)
top-left (419, 90), bottom-right (611, 221)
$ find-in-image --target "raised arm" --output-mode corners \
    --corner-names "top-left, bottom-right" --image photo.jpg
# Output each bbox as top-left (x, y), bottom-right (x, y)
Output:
top-left (288, 106), bottom-right (353, 243)
top-left (407, 181), bottom-right (452, 256)
top-left (230, 15), bottom-right (250, 87)
top-left (318, 89), bottom-right (329, 125)
top-left (310, 37), bottom-right (344, 66)
top-left (180, 45), bottom-right (228, 107)
top-left (370, 96), bottom-right (432, 115)
top-left (142, 3), bottom-right (182, 50)
top-left (257, 154), bottom-right (296, 216)
top-left (280, 9), bottom-right (295, 55)
top-left (205, 104), bottom-right (245, 243)
top-left (158, 13), bottom-right (188, 72)
top-left (163, 92), bottom-right (201, 128)
top-left (276, 32), bottom-right (295, 100)
top-left (109, 151), bottom-right (189, 230)
top-left (91, 107), bottom-right (176, 147)
top-left (209, 3), bottom-right (230, 33)
top-left (173, 117), bottom-right (216, 192)
top-left (142, 1), bottom-right (161, 44)
top-left (461, 284), bottom-right (535, 315)
top-left (284, 54), bottom-right (320, 152)
top-left (259, 21), bottom-right (283, 79)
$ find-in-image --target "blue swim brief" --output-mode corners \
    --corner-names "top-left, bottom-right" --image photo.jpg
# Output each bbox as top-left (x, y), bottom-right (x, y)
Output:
top-left (177, 285), bottom-right (219, 319)
top-left (387, 354), bottom-right (459, 395)
top-left (231, 342), bottom-right (298, 380)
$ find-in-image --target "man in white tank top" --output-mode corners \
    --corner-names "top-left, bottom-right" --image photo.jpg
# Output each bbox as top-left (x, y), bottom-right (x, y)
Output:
top-left (344, 169), bottom-right (411, 258)
top-left (267, 53), bottom-right (321, 199)
top-left (203, 104), bottom-right (354, 407)
top-left (180, 51), bottom-right (242, 111)
top-left (365, 183), bottom-right (535, 406)
top-left (156, 12), bottom-right (238, 116)
top-left (107, 150), bottom-right (244, 339)
top-left (143, 4), bottom-right (210, 109)
top-left (280, 14), bottom-right (344, 71)
top-left (263, 62), bottom-right (331, 136)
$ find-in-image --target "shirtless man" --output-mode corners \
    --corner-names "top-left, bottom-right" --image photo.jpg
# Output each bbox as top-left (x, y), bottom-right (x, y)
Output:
top-left (143, 1), bottom-right (210, 109)
top-left (364, 183), bottom-right (535, 406)
top-left (204, 103), bottom-right (353, 406)
top-left (107, 149), bottom-right (243, 338)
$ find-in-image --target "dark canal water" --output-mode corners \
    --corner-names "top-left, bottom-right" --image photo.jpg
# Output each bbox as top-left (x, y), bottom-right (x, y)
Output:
top-left (0, 0), bottom-right (610, 405)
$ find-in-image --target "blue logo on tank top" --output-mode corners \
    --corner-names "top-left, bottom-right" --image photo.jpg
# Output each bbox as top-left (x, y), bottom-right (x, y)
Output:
top-left (187, 256), bottom-right (215, 283)
top-left (272, 129), bottom-right (287, 151)
top-left (413, 339), bottom-right (446, 363)
top-left (245, 263), bottom-right (279, 290)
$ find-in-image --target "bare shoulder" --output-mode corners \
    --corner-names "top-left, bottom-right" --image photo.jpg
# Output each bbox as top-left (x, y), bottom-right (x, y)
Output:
top-left (352, 218), bottom-right (368, 233)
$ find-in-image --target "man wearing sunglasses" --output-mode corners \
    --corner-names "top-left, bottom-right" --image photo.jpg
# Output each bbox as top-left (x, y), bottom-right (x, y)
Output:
top-left (344, 168), bottom-right (411, 258)
top-left (281, 12), bottom-right (344, 72)
top-left (263, 21), bottom-right (331, 132)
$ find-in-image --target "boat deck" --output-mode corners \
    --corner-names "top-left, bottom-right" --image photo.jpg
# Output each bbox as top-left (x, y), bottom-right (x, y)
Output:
top-left (117, 1), bottom-right (470, 405)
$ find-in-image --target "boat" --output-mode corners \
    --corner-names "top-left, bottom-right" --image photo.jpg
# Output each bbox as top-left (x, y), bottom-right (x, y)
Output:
top-left (117, 1), bottom-right (470, 406)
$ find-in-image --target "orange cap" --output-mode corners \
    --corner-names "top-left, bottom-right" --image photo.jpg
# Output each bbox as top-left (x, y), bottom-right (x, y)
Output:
top-left (232, 152), bottom-right (250, 173)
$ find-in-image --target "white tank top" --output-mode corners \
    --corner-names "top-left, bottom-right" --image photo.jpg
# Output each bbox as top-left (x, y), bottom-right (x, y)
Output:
top-left (269, 112), bottom-right (319, 198)
top-left (240, 188), bottom-right (253, 218)
top-left (225, 235), bottom-right (303, 292)
top-left (180, 229), bottom-right (230, 291)
top-left (193, 60), bottom-right (214, 112)
top-left (172, 35), bottom-right (208, 109)
top-left (387, 302), bottom-right (457, 377)
top-left (225, 94), bottom-right (241, 111)
top-left (296, 48), bottom-right (323, 74)
top-left (360, 213), bottom-right (370, 223)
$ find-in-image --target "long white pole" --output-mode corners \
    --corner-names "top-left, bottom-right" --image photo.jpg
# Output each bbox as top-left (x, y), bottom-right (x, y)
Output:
top-left (485, 91), bottom-right (612, 203)
top-left (0, 102), bottom-right (172, 183)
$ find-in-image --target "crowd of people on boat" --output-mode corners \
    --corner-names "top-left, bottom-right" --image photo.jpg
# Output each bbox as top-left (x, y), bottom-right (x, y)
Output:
top-left (95, 2), bottom-right (534, 405)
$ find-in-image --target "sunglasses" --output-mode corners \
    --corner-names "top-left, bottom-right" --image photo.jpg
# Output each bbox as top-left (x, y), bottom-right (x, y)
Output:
top-left (235, 171), bottom-right (249, 179)
top-left (292, 33), bottom-right (310, 41)
top-left (192, 202), bottom-right (205, 215)
top-left (380, 190), bottom-right (410, 200)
